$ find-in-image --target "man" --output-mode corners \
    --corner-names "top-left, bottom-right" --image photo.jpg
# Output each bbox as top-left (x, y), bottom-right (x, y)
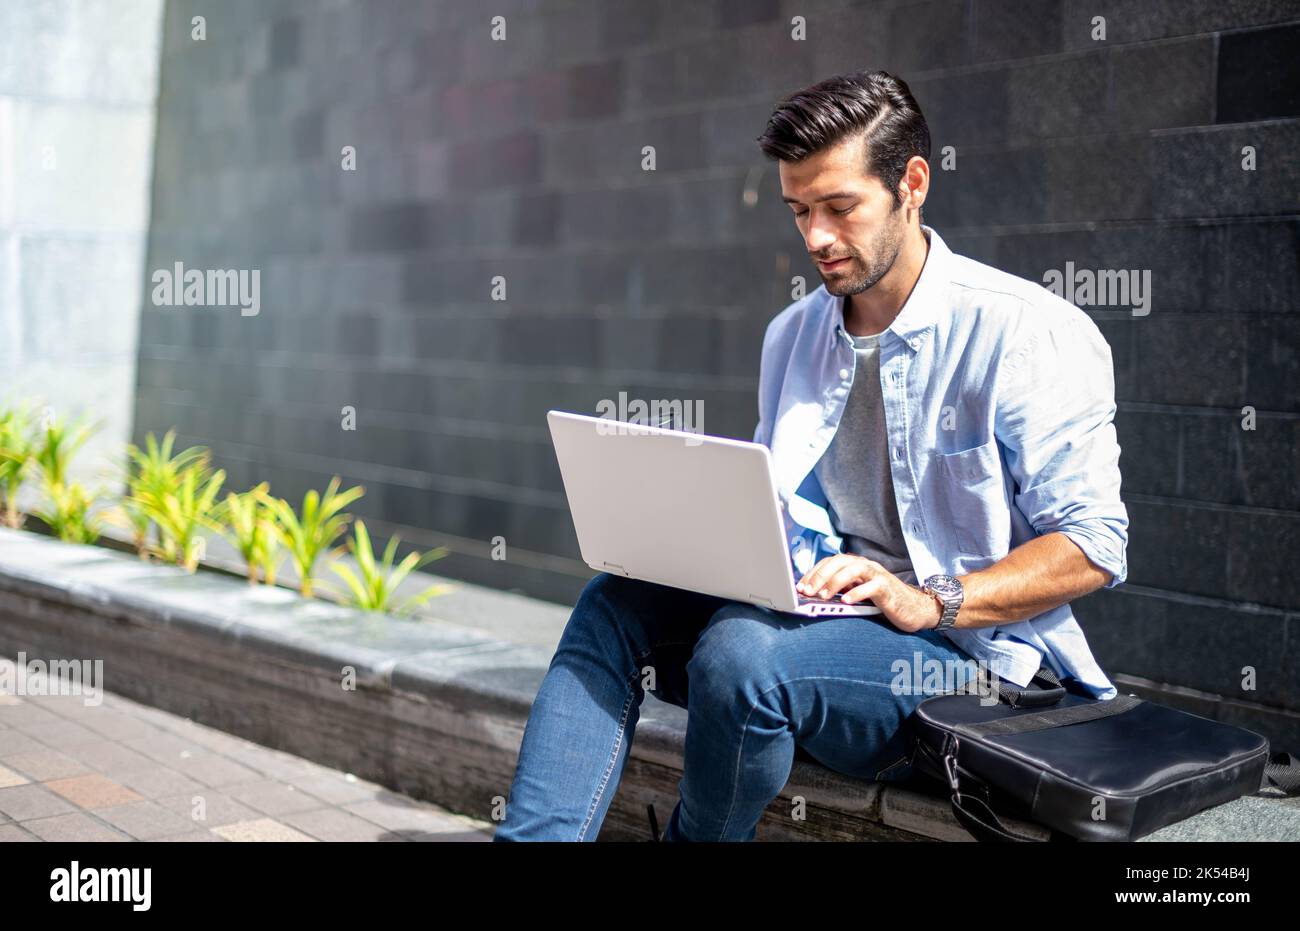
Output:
top-left (494, 70), bottom-right (1128, 842)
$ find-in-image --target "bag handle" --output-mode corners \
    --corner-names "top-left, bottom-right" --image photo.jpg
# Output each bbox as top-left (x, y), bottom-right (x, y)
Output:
top-left (980, 664), bottom-right (1068, 708)
top-left (942, 737), bottom-right (1046, 842)
top-left (1258, 751), bottom-right (1300, 796)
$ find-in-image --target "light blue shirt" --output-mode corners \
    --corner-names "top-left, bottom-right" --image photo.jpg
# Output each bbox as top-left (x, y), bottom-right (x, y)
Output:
top-left (753, 225), bottom-right (1127, 699)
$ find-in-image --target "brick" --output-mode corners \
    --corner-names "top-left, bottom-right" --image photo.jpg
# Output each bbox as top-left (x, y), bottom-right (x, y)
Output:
top-left (0, 784), bottom-right (79, 821)
top-left (280, 806), bottom-right (392, 841)
top-left (1151, 122), bottom-right (1300, 220)
top-left (1125, 499), bottom-right (1228, 596)
top-left (96, 799), bottom-right (208, 840)
top-left (45, 773), bottom-right (143, 809)
top-left (154, 791), bottom-right (262, 828)
top-left (1, 749), bottom-right (90, 782)
top-left (1217, 23), bottom-right (1300, 123)
top-left (0, 765), bottom-right (31, 789)
top-left (22, 812), bottom-right (131, 842)
top-left (972, 0), bottom-right (1064, 62)
top-left (1110, 37), bottom-right (1216, 132)
top-left (1063, 0), bottom-right (1300, 47)
top-left (1226, 509), bottom-right (1300, 607)
top-left (212, 817), bottom-right (316, 842)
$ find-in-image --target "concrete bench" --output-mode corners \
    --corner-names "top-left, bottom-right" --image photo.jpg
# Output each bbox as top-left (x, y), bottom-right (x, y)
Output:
top-left (1, 527), bottom-right (1295, 841)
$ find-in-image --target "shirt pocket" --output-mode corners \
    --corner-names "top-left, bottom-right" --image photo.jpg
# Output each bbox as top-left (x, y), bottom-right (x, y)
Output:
top-left (935, 437), bottom-right (1010, 557)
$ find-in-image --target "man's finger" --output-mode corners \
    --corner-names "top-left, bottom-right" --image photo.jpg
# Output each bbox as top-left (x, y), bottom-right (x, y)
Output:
top-left (841, 578), bottom-right (882, 604)
top-left (822, 562), bottom-right (877, 598)
top-left (797, 555), bottom-right (843, 593)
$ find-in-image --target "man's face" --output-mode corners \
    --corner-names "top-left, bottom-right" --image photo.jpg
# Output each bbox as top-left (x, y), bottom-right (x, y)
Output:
top-left (779, 133), bottom-right (908, 297)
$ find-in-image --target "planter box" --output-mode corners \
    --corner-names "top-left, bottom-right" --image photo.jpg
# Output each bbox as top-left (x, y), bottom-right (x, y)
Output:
top-left (3, 528), bottom-right (1293, 841)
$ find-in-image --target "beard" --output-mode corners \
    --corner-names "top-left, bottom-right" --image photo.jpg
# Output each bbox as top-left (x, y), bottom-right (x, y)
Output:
top-left (816, 200), bottom-right (906, 297)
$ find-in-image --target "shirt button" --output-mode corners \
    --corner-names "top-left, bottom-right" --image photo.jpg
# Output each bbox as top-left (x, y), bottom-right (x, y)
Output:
top-left (909, 338), bottom-right (920, 349)
top-left (912, 522), bottom-right (921, 533)
top-left (838, 368), bottom-right (850, 380)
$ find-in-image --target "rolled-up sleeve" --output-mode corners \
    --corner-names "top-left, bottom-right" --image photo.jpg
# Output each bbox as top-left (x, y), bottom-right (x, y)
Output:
top-left (995, 305), bottom-right (1129, 589)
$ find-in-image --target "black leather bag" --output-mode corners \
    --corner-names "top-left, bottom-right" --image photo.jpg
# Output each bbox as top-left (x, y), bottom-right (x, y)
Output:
top-left (909, 666), bottom-right (1300, 842)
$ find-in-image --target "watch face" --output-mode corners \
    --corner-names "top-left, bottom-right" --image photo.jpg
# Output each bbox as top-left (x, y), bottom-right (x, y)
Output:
top-left (927, 574), bottom-right (961, 597)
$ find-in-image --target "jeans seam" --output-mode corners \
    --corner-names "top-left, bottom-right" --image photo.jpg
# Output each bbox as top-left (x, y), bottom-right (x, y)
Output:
top-left (577, 642), bottom-right (691, 842)
top-left (719, 675), bottom-right (901, 840)
top-left (577, 683), bottom-right (637, 842)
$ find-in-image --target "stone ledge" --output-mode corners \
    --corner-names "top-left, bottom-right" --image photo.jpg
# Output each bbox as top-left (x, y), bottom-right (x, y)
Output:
top-left (0, 528), bottom-right (1294, 841)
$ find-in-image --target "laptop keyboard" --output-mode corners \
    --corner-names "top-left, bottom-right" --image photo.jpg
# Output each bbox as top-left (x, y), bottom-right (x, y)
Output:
top-left (797, 592), bottom-right (845, 604)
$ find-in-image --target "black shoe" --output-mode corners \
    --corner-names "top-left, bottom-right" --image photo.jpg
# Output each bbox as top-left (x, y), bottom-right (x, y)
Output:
top-left (645, 803), bottom-right (663, 842)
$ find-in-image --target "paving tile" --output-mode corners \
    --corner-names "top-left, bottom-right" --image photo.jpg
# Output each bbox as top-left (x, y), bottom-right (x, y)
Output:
top-left (153, 791), bottom-right (262, 828)
top-left (0, 747), bottom-right (92, 781)
top-left (280, 806), bottom-right (394, 841)
top-left (114, 765), bottom-right (206, 799)
top-left (74, 707), bottom-right (165, 742)
top-left (221, 746), bottom-right (329, 782)
top-left (94, 800), bottom-right (201, 840)
top-left (342, 792), bottom-right (484, 834)
top-left (167, 750), bottom-right (264, 788)
top-left (120, 732), bottom-right (204, 764)
top-left (0, 730), bottom-right (45, 754)
top-left (279, 770), bottom-right (385, 806)
top-left (212, 817), bottom-right (317, 842)
top-left (0, 764), bottom-right (32, 789)
top-left (221, 779), bottom-right (328, 816)
top-left (45, 773), bottom-right (145, 810)
top-left (153, 829), bottom-right (224, 841)
top-left (23, 812), bottom-right (133, 842)
top-left (64, 739), bottom-right (158, 776)
top-left (411, 827), bottom-right (492, 841)
top-left (165, 719), bottom-right (258, 754)
top-left (0, 784), bottom-right (78, 821)
top-left (0, 823), bottom-right (37, 841)
top-left (18, 719), bottom-right (104, 749)
top-left (0, 702), bottom-right (62, 730)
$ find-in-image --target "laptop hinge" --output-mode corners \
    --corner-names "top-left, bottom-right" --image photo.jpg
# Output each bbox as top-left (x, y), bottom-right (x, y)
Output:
top-left (602, 561), bottom-right (630, 576)
top-left (748, 594), bottom-right (777, 609)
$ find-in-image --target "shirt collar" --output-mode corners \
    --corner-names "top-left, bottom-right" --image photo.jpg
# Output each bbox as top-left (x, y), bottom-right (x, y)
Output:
top-left (828, 224), bottom-right (950, 350)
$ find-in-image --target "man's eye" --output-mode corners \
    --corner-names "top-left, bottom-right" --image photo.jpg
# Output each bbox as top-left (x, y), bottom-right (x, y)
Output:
top-left (792, 206), bottom-right (854, 217)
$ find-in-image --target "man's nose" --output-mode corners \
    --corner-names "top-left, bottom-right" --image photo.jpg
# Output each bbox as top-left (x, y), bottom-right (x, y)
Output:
top-left (803, 213), bottom-right (837, 254)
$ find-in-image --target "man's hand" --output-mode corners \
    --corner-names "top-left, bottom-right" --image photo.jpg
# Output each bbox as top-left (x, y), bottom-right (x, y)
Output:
top-left (797, 555), bottom-right (943, 633)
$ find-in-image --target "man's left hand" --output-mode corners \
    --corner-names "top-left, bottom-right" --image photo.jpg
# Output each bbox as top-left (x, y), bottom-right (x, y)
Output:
top-left (797, 555), bottom-right (942, 633)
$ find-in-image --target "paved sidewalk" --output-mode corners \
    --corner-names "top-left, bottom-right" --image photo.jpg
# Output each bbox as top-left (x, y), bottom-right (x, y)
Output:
top-left (0, 657), bottom-right (495, 842)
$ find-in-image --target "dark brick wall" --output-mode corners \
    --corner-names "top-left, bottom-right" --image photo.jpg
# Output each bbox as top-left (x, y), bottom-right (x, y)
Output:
top-left (135, 1), bottom-right (1300, 740)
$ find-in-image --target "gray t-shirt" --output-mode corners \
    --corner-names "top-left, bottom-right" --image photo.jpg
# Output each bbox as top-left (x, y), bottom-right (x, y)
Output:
top-left (814, 330), bottom-right (918, 585)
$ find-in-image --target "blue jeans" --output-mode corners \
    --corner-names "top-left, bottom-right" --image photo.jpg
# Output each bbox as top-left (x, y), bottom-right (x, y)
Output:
top-left (492, 572), bottom-right (979, 842)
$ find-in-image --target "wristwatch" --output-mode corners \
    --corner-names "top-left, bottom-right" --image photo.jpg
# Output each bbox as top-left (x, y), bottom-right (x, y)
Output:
top-left (921, 574), bottom-right (964, 630)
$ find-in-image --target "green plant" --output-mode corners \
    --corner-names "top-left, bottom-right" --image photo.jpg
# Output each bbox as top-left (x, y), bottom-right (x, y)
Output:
top-left (108, 430), bottom-right (211, 559)
top-left (0, 402), bottom-right (39, 529)
top-left (320, 519), bottom-right (452, 615)
top-left (32, 409), bottom-right (100, 489)
top-left (33, 480), bottom-right (104, 544)
top-left (137, 461), bottom-right (226, 571)
top-left (216, 482), bottom-right (284, 585)
top-left (263, 476), bottom-right (365, 598)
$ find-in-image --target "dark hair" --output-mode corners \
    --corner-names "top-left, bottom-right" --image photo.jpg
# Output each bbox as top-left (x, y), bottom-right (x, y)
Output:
top-left (756, 70), bottom-right (931, 209)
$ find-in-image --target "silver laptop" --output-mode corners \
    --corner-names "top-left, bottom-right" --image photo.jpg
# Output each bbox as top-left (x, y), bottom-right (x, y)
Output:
top-left (547, 410), bottom-right (882, 617)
